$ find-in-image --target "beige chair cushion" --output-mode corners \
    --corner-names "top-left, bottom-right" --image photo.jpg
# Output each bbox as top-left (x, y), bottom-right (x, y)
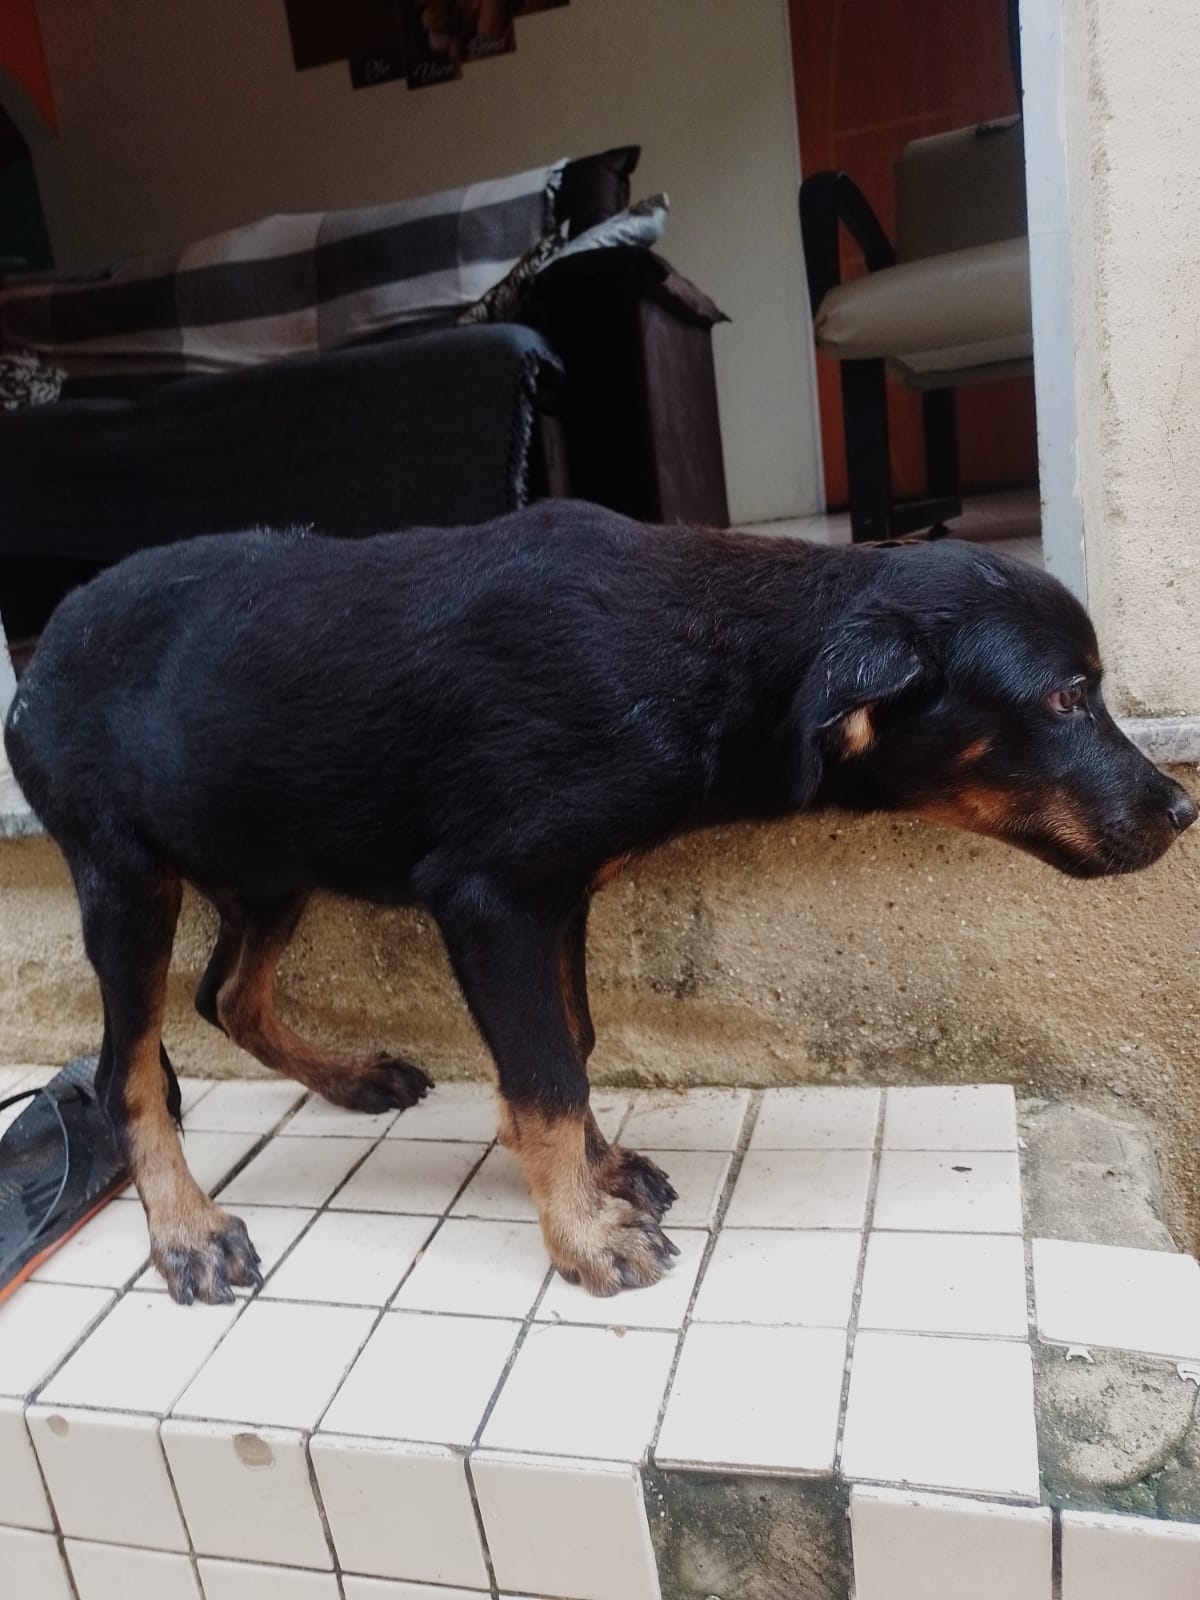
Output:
top-left (895, 118), bottom-right (1027, 262)
top-left (813, 236), bottom-right (1032, 388)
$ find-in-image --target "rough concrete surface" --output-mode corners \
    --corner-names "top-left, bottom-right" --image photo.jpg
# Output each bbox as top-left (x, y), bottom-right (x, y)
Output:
top-left (1036, 1344), bottom-right (1200, 1522)
top-left (644, 1468), bottom-right (851, 1600)
top-left (2, 779), bottom-right (1198, 1243)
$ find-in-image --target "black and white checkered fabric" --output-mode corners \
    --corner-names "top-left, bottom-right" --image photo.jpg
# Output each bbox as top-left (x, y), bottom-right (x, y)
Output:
top-left (0, 160), bottom-right (564, 384)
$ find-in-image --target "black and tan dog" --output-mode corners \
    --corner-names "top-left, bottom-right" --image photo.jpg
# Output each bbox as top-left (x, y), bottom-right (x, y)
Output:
top-left (5, 501), bottom-right (1195, 1302)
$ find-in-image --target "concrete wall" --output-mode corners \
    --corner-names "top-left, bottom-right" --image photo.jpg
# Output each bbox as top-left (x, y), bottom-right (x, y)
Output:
top-left (25, 0), bottom-right (820, 526)
top-left (1061, 0), bottom-right (1200, 718)
top-left (4, 793), bottom-right (1200, 1243)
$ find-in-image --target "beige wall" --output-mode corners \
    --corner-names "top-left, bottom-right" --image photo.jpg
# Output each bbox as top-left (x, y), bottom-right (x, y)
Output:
top-left (1061, 0), bottom-right (1200, 718)
top-left (25, 0), bottom-right (821, 527)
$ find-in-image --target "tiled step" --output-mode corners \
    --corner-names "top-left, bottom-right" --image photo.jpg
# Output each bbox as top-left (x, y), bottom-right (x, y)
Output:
top-left (1, 1074), bottom-right (1199, 1599)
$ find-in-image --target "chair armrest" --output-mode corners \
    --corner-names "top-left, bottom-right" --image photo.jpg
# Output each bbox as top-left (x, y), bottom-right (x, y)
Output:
top-left (799, 171), bottom-right (895, 317)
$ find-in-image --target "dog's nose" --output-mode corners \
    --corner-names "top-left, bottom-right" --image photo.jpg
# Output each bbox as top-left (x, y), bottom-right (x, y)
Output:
top-left (1167, 789), bottom-right (1199, 833)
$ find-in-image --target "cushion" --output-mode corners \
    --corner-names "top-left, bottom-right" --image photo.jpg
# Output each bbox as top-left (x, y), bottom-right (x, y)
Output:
top-left (813, 236), bottom-right (1032, 384)
top-left (555, 146), bottom-right (641, 235)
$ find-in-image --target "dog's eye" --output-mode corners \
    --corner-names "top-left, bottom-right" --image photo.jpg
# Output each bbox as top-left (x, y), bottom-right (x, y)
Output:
top-left (1046, 683), bottom-right (1087, 716)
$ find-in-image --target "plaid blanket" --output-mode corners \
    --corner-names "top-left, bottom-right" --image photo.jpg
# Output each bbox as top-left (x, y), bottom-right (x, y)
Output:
top-left (0, 160), bottom-right (564, 384)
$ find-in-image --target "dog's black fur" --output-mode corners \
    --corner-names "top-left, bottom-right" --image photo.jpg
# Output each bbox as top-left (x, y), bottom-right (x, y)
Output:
top-left (6, 500), bottom-right (1195, 1300)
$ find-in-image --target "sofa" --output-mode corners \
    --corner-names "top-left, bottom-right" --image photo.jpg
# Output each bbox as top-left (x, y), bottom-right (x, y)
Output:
top-left (0, 147), bottom-right (729, 650)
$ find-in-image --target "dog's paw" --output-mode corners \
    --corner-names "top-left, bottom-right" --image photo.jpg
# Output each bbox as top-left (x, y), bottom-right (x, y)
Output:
top-left (606, 1147), bottom-right (678, 1222)
top-left (152, 1211), bottom-right (263, 1306)
top-left (336, 1057), bottom-right (433, 1115)
top-left (552, 1200), bottom-right (680, 1297)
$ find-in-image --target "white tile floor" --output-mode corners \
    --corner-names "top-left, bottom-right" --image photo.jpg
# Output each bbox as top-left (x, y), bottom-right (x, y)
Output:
top-left (2, 1078), bottom-right (1199, 1600)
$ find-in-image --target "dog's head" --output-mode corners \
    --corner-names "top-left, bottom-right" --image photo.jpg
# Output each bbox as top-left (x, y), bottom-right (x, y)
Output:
top-left (785, 541), bottom-right (1196, 876)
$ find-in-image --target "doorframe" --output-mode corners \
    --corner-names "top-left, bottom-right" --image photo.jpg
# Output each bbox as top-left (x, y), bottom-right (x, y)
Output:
top-left (1018, 0), bottom-right (1086, 601)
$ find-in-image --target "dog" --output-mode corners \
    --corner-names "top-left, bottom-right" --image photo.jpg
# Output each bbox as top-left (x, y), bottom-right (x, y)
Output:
top-left (5, 500), bottom-right (1195, 1303)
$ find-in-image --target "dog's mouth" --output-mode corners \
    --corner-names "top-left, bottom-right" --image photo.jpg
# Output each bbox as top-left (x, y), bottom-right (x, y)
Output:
top-left (1011, 815), bottom-right (1180, 879)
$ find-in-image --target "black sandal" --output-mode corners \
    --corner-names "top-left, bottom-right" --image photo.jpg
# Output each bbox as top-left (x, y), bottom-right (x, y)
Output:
top-left (0, 1055), bottom-right (128, 1303)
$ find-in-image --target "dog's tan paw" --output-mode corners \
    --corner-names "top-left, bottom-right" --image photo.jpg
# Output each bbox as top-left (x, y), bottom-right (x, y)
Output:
top-left (151, 1210), bottom-right (263, 1305)
top-left (549, 1197), bottom-right (680, 1297)
top-left (604, 1147), bottom-right (678, 1222)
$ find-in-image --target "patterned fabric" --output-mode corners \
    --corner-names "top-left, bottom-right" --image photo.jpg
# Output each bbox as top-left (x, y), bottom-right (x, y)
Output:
top-left (0, 161), bottom-right (565, 384)
top-left (456, 220), bottom-right (571, 325)
top-left (455, 193), bottom-right (669, 327)
top-left (0, 350), bottom-right (64, 410)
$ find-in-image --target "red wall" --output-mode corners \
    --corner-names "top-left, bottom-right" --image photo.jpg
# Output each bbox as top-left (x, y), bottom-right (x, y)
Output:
top-left (789, 0), bottom-right (1038, 508)
top-left (0, 0), bottom-right (57, 133)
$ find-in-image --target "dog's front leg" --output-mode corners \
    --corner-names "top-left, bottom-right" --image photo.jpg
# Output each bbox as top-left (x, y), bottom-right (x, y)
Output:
top-left (436, 882), bottom-right (679, 1296)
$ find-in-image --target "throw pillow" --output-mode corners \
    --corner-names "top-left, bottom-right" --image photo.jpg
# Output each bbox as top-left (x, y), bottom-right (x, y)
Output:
top-left (555, 193), bottom-right (669, 261)
top-left (455, 220), bottom-right (572, 326)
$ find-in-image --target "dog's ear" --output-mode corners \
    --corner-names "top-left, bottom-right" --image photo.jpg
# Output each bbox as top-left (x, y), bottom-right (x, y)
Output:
top-left (779, 607), bottom-right (931, 809)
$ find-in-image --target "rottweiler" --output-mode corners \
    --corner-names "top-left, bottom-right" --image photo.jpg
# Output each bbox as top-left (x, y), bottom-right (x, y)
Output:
top-left (5, 500), bottom-right (1195, 1301)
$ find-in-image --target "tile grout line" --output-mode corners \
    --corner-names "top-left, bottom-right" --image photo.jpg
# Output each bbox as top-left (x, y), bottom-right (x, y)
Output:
top-left (832, 1088), bottom-right (887, 1482)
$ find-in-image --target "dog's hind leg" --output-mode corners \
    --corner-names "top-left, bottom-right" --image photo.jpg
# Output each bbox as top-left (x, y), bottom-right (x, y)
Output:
top-left (559, 900), bottom-right (677, 1223)
top-left (72, 845), bottom-right (261, 1304)
top-left (437, 882), bottom-right (678, 1296)
top-left (212, 895), bottom-right (431, 1113)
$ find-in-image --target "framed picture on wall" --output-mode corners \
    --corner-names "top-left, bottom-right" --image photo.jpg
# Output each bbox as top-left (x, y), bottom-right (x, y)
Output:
top-left (286, 0), bottom-right (568, 93)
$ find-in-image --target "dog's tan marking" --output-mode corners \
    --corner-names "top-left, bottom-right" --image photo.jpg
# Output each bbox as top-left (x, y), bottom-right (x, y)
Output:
top-left (840, 705), bottom-right (875, 757)
top-left (118, 924), bottom-right (244, 1289)
top-left (955, 737), bottom-right (992, 767)
top-left (914, 784), bottom-right (1018, 838)
top-left (216, 917), bottom-right (405, 1104)
top-left (504, 1105), bottom-right (671, 1295)
top-left (590, 854), bottom-right (632, 892)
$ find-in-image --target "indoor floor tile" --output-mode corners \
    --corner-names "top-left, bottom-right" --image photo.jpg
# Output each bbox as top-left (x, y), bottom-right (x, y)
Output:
top-left (198, 1560), bottom-right (342, 1600)
top-left (750, 1086), bottom-right (881, 1150)
top-left (873, 1151), bottom-right (1023, 1234)
top-left (450, 1145), bottom-right (537, 1221)
top-left (724, 1149), bottom-right (873, 1229)
top-left (0, 1281), bottom-right (114, 1400)
top-left (163, 1418), bottom-right (333, 1569)
top-left (312, 1436), bottom-right (491, 1589)
top-left (384, 1082), bottom-right (499, 1143)
top-left (589, 1091), bottom-right (632, 1142)
top-left (182, 1130), bottom-right (275, 1196)
top-left (691, 1228), bottom-right (861, 1327)
top-left (841, 1332), bottom-right (1040, 1497)
top-left (0, 1526), bottom-right (76, 1600)
top-left (851, 1485), bottom-right (1053, 1600)
top-left (275, 1095), bottom-right (398, 1139)
top-left (182, 1080), bottom-right (307, 1135)
top-left (482, 1323), bottom-right (677, 1462)
top-left (65, 1539), bottom-right (201, 1600)
top-left (393, 1217), bottom-right (549, 1319)
top-left (473, 1450), bottom-right (662, 1600)
top-left (320, 1311), bottom-right (519, 1446)
top-left (263, 1210), bottom-right (435, 1306)
top-left (40, 1291), bottom-right (238, 1416)
top-left (173, 1299), bottom-right (375, 1428)
top-left (619, 1088), bottom-right (750, 1150)
top-left (1034, 1238), bottom-right (1200, 1361)
top-left (333, 1139), bottom-right (487, 1214)
top-left (656, 1322), bottom-right (847, 1473)
top-left (1061, 1509), bottom-right (1200, 1600)
top-left (0, 1397), bottom-right (53, 1530)
top-left (219, 1136), bottom-right (378, 1208)
top-left (882, 1085), bottom-right (1020, 1152)
top-left (641, 1149), bottom-right (730, 1227)
top-left (858, 1232), bottom-right (1030, 1337)
top-left (32, 1200), bottom-right (153, 1288)
top-left (28, 1404), bottom-right (188, 1551)
top-left (537, 1229), bottom-right (708, 1330)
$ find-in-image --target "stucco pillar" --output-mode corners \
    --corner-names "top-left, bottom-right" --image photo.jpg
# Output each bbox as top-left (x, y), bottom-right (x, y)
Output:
top-left (1061, 0), bottom-right (1200, 717)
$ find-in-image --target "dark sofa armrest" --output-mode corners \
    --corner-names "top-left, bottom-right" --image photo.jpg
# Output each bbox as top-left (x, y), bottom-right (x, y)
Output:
top-left (528, 245), bottom-right (729, 330)
top-left (799, 171), bottom-right (896, 316)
